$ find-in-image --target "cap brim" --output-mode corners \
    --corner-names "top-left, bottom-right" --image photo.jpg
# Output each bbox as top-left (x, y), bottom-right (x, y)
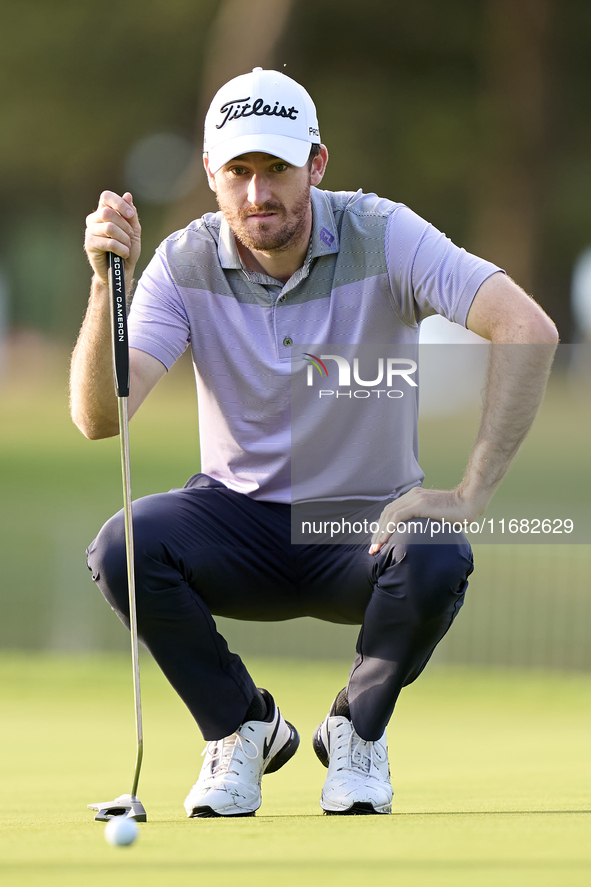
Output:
top-left (206, 134), bottom-right (311, 174)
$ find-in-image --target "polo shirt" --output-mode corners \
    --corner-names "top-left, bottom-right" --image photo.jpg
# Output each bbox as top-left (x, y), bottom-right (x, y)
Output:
top-left (128, 187), bottom-right (501, 503)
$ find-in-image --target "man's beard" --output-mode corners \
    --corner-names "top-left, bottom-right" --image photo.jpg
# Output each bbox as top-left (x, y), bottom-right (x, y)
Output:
top-left (217, 183), bottom-right (311, 253)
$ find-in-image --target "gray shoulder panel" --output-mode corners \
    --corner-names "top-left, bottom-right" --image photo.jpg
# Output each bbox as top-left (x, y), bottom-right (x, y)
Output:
top-left (330, 191), bottom-right (397, 290)
top-left (161, 215), bottom-right (226, 289)
top-left (158, 192), bottom-right (401, 305)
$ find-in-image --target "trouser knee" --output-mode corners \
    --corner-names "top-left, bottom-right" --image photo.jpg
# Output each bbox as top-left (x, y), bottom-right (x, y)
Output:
top-left (86, 510), bottom-right (132, 622)
top-left (375, 542), bottom-right (473, 622)
top-left (87, 503), bottom-right (200, 635)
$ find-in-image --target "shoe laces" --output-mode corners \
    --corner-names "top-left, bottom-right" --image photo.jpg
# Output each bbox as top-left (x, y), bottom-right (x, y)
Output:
top-left (335, 724), bottom-right (387, 776)
top-left (202, 729), bottom-right (260, 780)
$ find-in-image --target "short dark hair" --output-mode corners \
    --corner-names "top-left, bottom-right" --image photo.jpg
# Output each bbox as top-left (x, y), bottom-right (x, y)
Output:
top-left (307, 143), bottom-right (322, 169)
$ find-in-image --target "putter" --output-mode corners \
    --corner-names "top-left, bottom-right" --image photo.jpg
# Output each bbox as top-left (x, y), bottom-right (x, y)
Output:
top-left (88, 252), bottom-right (147, 823)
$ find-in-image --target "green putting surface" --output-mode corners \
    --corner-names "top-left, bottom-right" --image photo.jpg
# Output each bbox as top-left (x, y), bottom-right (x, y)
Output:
top-left (0, 654), bottom-right (589, 887)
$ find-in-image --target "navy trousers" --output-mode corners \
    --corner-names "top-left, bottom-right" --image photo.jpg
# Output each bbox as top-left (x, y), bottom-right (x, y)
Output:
top-left (87, 475), bottom-right (473, 741)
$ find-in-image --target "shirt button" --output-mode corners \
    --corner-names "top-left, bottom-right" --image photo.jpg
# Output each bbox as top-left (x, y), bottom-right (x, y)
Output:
top-left (283, 337), bottom-right (293, 347)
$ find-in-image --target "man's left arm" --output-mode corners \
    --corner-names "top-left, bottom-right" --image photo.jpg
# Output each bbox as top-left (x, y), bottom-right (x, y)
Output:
top-left (370, 272), bottom-right (559, 553)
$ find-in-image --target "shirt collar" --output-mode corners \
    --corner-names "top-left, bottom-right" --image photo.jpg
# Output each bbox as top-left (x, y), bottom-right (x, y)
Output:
top-left (218, 214), bottom-right (243, 270)
top-left (309, 186), bottom-right (340, 259)
top-left (217, 186), bottom-right (340, 273)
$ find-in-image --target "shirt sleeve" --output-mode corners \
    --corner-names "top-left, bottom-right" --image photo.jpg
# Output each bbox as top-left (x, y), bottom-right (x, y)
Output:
top-left (127, 247), bottom-right (191, 371)
top-left (385, 204), bottom-right (503, 327)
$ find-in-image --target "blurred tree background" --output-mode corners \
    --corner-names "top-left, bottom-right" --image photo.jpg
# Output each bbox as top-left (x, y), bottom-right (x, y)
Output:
top-left (1, 0), bottom-right (590, 345)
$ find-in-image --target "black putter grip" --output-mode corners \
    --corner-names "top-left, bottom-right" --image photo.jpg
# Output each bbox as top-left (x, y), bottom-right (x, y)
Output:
top-left (107, 252), bottom-right (130, 398)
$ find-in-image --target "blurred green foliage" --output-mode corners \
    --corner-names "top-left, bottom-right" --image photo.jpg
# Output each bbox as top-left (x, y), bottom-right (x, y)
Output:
top-left (1, 0), bottom-right (591, 339)
top-left (0, 1), bottom-right (215, 193)
top-left (0, 0), bottom-right (217, 334)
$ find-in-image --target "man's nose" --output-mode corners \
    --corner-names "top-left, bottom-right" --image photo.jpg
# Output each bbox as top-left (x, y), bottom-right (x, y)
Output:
top-left (247, 174), bottom-right (271, 207)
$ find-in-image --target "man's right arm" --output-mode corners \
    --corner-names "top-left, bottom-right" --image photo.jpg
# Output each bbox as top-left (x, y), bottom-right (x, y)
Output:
top-left (70, 190), bottom-right (166, 440)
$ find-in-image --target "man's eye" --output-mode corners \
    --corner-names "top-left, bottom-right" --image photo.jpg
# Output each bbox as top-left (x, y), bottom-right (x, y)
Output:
top-left (230, 167), bottom-right (247, 176)
top-left (273, 163), bottom-right (288, 172)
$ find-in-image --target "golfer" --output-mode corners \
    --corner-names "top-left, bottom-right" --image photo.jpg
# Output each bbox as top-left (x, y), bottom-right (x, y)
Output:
top-left (71, 68), bottom-right (558, 817)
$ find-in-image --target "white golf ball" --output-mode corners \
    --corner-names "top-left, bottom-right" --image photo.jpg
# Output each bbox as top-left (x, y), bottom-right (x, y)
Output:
top-left (104, 815), bottom-right (139, 846)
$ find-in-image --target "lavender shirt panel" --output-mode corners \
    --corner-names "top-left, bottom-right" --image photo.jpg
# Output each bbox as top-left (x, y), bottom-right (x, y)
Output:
top-left (176, 290), bottom-right (291, 499)
top-left (386, 205), bottom-right (503, 327)
top-left (128, 252), bottom-right (191, 369)
top-left (279, 276), bottom-right (420, 349)
top-left (171, 282), bottom-right (419, 502)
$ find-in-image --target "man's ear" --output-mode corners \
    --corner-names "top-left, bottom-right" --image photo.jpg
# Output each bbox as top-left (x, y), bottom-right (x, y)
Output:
top-left (203, 154), bottom-right (217, 193)
top-left (310, 145), bottom-right (329, 187)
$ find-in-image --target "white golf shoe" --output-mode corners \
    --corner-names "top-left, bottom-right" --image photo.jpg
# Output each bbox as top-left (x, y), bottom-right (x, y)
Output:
top-left (313, 711), bottom-right (392, 815)
top-left (184, 693), bottom-right (299, 818)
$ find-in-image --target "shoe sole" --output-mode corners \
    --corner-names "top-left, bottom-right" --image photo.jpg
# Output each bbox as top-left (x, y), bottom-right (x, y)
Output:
top-left (323, 801), bottom-right (391, 815)
top-left (189, 807), bottom-right (256, 818)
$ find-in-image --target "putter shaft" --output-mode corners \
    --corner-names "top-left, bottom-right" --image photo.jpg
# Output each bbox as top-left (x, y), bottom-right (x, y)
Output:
top-left (88, 251), bottom-right (146, 821)
top-left (118, 394), bottom-right (144, 798)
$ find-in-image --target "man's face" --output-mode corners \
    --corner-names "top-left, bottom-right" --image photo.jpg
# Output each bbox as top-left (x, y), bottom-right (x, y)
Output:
top-left (205, 152), bottom-right (318, 253)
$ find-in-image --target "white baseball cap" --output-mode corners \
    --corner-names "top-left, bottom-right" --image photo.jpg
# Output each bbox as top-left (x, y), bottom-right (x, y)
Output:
top-left (204, 67), bottom-right (321, 173)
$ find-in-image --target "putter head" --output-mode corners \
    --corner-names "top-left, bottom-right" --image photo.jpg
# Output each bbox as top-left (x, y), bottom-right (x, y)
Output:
top-left (88, 793), bottom-right (147, 822)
